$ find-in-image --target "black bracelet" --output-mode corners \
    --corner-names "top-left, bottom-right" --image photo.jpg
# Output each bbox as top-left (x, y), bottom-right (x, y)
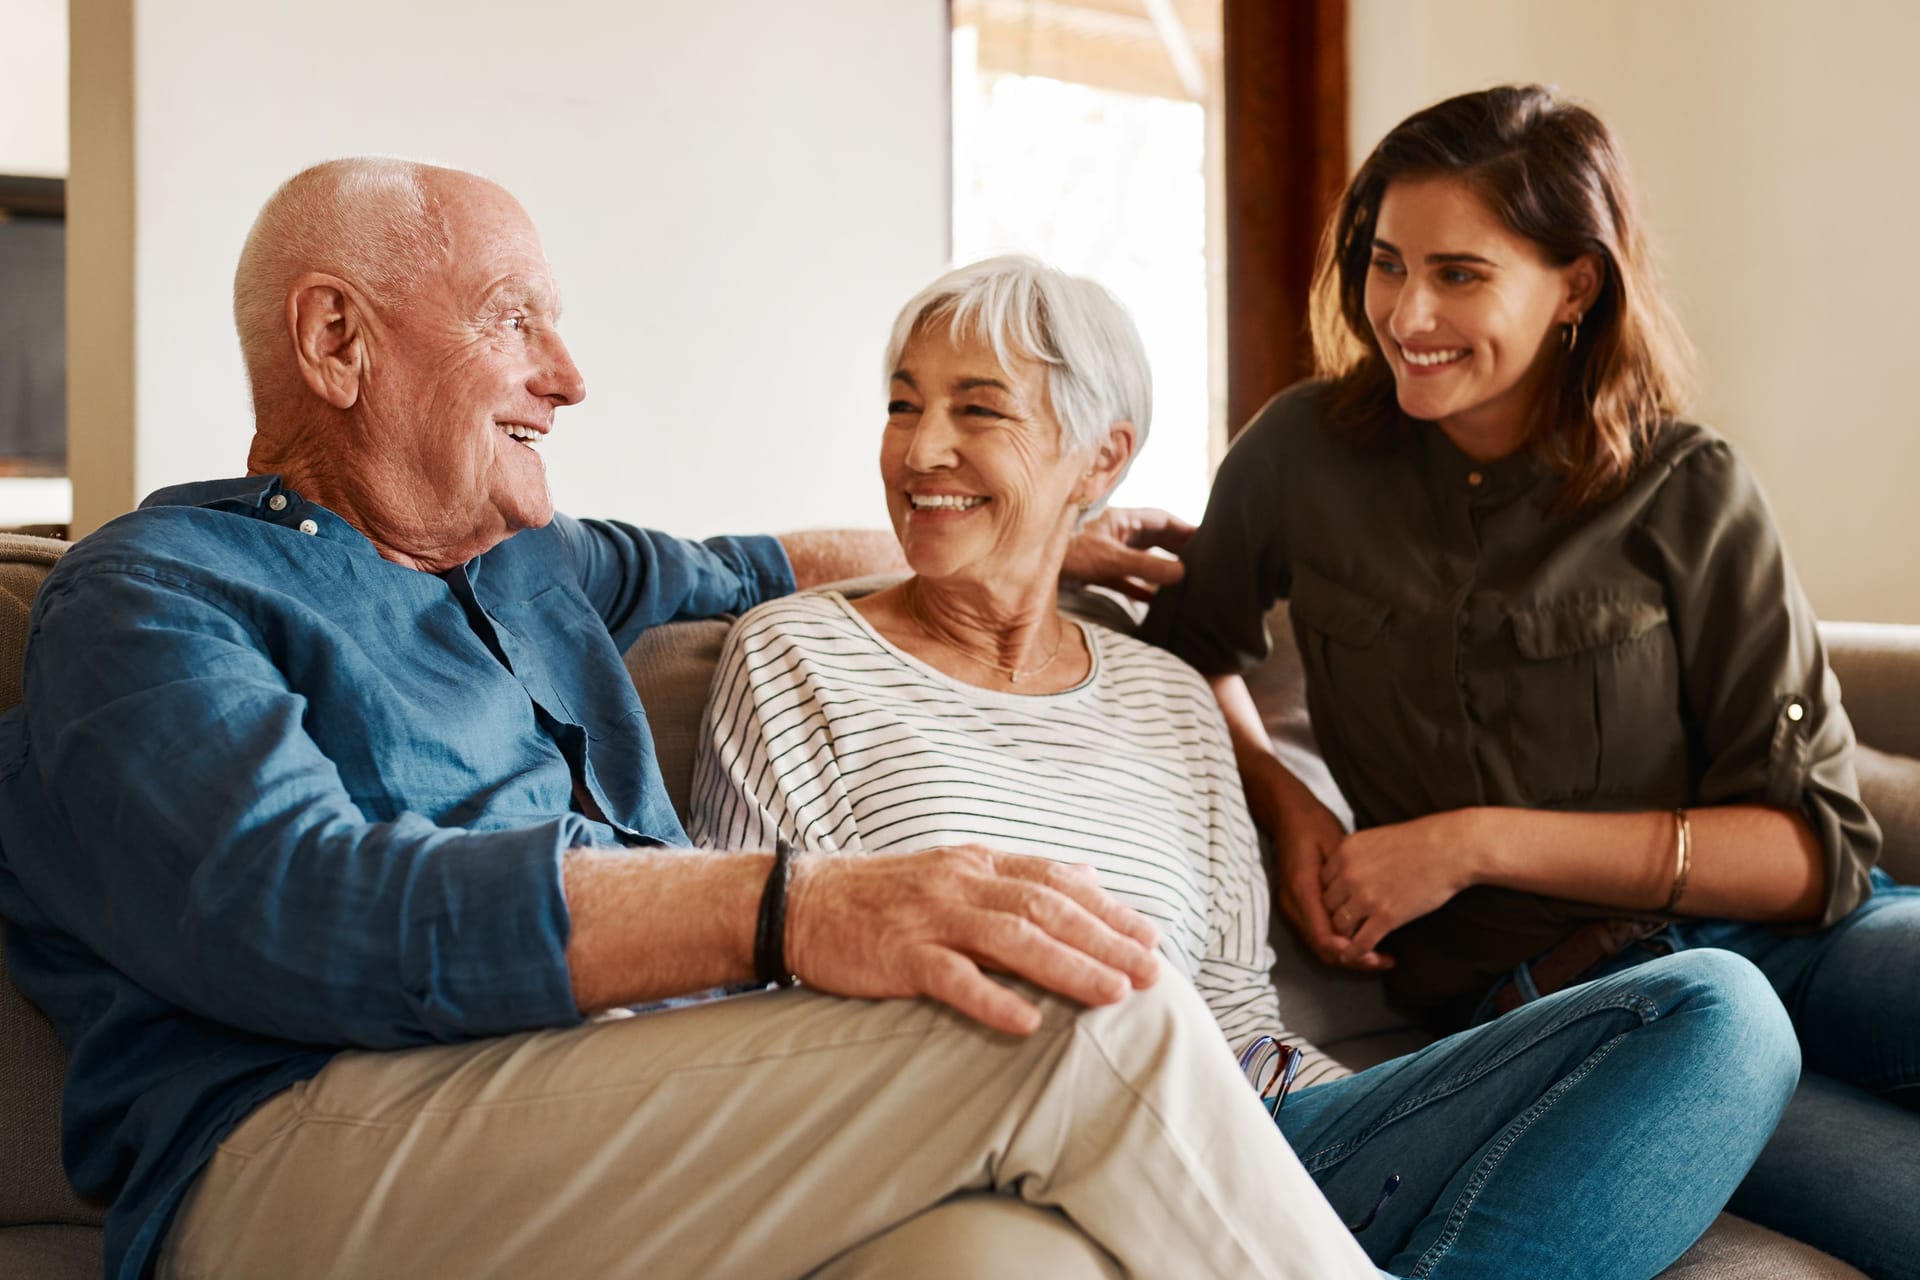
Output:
top-left (753, 836), bottom-right (800, 988)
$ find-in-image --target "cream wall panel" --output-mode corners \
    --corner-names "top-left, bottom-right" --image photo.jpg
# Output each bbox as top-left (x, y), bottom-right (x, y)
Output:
top-left (69, 0), bottom-right (950, 539)
top-left (1349, 0), bottom-right (1920, 622)
top-left (0, 0), bottom-right (67, 176)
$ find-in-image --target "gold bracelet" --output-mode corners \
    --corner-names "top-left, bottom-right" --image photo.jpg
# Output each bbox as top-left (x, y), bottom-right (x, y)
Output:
top-left (1662, 808), bottom-right (1693, 913)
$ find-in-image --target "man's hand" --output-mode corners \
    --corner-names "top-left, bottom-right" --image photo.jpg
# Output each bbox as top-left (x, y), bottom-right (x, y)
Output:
top-left (784, 845), bottom-right (1162, 1036)
top-left (1061, 507), bottom-right (1194, 603)
top-left (1320, 811), bottom-right (1476, 967)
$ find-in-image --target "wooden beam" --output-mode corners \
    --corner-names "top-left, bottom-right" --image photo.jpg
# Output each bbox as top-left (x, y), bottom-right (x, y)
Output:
top-left (1222, 0), bottom-right (1346, 435)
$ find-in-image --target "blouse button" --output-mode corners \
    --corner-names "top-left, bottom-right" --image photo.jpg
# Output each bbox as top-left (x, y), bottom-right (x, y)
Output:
top-left (1466, 471), bottom-right (1484, 487)
top-left (267, 494), bottom-right (288, 512)
top-left (298, 519), bottom-right (319, 536)
top-left (1786, 700), bottom-right (1806, 723)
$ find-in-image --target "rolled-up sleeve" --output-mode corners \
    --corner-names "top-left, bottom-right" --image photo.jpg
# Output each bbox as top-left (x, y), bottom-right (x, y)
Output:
top-left (16, 567), bottom-right (589, 1049)
top-left (1645, 440), bottom-right (1881, 923)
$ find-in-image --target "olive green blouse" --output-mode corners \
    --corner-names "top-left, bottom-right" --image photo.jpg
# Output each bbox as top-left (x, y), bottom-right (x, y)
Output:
top-left (1141, 381), bottom-right (1881, 1027)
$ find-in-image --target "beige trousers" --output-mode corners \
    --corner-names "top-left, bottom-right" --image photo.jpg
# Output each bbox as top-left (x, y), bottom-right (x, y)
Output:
top-left (157, 972), bottom-right (1375, 1279)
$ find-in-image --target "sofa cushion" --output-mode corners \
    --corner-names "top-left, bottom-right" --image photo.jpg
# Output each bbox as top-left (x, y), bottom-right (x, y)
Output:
top-left (0, 535), bottom-right (105, 1231)
top-left (0, 533), bottom-right (64, 714)
top-left (1825, 622), bottom-right (1920, 759)
top-left (625, 617), bottom-right (732, 825)
top-left (0, 925), bottom-right (106, 1230)
top-left (0, 1222), bottom-right (106, 1279)
top-left (1661, 1214), bottom-right (1868, 1279)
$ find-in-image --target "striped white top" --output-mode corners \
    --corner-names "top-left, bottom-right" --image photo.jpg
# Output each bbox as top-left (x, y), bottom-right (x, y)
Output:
top-left (690, 590), bottom-right (1346, 1090)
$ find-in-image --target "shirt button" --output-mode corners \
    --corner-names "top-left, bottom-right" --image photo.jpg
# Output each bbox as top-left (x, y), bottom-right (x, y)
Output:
top-left (298, 518), bottom-right (319, 536)
top-left (1786, 700), bottom-right (1806, 722)
top-left (1467, 471), bottom-right (1484, 487)
top-left (267, 494), bottom-right (288, 512)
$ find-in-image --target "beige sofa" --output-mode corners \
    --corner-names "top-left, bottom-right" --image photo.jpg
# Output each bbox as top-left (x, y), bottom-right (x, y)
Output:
top-left (5, 529), bottom-right (1915, 1278)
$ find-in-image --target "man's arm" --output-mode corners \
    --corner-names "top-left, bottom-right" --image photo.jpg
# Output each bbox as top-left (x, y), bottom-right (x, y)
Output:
top-left (776, 529), bottom-right (907, 590)
top-left (14, 568), bottom-right (585, 1049)
top-left (778, 507), bottom-right (1194, 597)
top-left (564, 843), bottom-right (1163, 1038)
top-left (559, 515), bottom-right (795, 649)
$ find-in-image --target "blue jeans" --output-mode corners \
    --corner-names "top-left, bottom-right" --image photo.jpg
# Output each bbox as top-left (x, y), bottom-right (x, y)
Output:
top-left (1570, 867), bottom-right (1920, 1280)
top-left (1281, 950), bottom-right (1798, 1280)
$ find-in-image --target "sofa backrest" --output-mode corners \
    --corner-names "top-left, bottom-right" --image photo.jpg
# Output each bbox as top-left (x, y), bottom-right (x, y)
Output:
top-left (0, 533), bottom-right (110, 1231)
top-left (0, 535), bottom-right (64, 712)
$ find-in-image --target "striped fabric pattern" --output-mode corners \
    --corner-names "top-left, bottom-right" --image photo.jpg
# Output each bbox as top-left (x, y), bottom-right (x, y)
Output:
top-left (691, 590), bottom-right (1347, 1090)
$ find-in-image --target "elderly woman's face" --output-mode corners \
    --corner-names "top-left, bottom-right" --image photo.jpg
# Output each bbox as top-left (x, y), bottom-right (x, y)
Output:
top-left (883, 325), bottom-right (1089, 588)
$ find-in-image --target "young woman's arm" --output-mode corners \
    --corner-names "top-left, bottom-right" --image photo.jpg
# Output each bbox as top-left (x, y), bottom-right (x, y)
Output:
top-left (1317, 802), bottom-right (1824, 964)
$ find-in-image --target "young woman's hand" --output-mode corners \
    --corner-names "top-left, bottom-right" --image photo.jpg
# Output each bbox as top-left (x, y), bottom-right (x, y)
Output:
top-left (1320, 810), bottom-right (1479, 965)
top-left (1252, 761), bottom-right (1395, 972)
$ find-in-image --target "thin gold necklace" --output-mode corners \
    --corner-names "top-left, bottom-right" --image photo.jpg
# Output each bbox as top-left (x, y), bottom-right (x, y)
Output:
top-left (904, 587), bottom-right (1066, 685)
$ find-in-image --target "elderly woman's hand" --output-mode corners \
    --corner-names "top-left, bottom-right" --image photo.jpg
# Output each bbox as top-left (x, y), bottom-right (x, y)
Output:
top-left (784, 845), bottom-right (1163, 1037)
top-left (1319, 811), bottom-right (1479, 965)
top-left (1271, 785), bottom-right (1392, 972)
top-left (1062, 507), bottom-right (1194, 602)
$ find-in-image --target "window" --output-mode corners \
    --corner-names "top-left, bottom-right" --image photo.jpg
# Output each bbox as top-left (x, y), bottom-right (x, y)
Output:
top-left (951, 0), bottom-right (1224, 522)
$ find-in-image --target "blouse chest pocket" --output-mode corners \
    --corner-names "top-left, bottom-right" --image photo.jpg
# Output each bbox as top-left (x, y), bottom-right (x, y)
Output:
top-left (1286, 565), bottom-right (1402, 751)
top-left (1505, 599), bottom-right (1684, 803)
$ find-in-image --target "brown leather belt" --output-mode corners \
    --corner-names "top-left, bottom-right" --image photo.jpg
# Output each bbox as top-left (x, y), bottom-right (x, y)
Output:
top-left (1488, 919), bottom-right (1664, 1018)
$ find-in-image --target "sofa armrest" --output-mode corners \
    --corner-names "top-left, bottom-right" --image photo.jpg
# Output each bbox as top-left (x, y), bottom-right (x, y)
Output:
top-left (1817, 622), bottom-right (1920, 885)
top-left (1822, 621), bottom-right (1920, 759)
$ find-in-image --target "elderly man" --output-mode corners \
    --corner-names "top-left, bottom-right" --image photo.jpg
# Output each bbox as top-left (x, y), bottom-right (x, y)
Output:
top-left (0, 160), bottom-right (1377, 1280)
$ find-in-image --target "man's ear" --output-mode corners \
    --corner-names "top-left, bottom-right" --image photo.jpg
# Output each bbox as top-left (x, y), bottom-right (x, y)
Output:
top-left (287, 273), bottom-right (366, 410)
top-left (1077, 420), bottom-right (1139, 509)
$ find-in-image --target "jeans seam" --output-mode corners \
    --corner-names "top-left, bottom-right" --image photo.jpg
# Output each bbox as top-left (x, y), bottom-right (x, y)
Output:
top-left (1298, 991), bottom-right (1660, 1173)
top-left (1406, 1027), bottom-right (1632, 1278)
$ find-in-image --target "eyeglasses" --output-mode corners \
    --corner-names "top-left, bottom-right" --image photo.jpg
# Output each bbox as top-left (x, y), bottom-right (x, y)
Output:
top-left (1237, 1035), bottom-right (1306, 1115)
top-left (1239, 1036), bottom-right (1402, 1235)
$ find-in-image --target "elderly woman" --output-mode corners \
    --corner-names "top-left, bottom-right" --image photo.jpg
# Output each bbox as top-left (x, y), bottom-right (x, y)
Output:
top-left (1141, 85), bottom-right (1917, 1278)
top-left (691, 255), bottom-right (1798, 1280)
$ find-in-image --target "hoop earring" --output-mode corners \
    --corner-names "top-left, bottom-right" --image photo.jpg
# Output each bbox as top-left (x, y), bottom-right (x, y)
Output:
top-left (1561, 315), bottom-right (1581, 351)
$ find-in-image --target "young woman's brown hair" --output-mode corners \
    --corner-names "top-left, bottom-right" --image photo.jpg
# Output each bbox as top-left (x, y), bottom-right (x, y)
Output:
top-left (1309, 84), bottom-right (1694, 508)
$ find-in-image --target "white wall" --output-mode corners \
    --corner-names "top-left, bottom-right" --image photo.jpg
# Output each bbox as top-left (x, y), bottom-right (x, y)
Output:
top-left (70, 0), bottom-right (950, 539)
top-left (1349, 0), bottom-right (1920, 623)
top-left (0, 0), bottom-right (67, 176)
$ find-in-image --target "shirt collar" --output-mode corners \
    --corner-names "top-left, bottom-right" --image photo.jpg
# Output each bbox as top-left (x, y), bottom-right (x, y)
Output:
top-left (138, 475), bottom-right (382, 556)
top-left (1419, 427), bottom-right (1549, 505)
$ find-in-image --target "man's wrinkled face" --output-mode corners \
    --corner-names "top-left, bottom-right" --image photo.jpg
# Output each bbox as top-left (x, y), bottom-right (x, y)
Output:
top-left (358, 180), bottom-right (585, 554)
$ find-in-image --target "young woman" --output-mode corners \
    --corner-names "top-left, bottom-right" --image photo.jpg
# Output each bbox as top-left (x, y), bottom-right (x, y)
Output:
top-left (1143, 84), bottom-right (1913, 1278)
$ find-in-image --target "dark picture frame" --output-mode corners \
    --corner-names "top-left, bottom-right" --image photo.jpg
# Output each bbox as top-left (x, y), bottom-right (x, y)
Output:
top-left (0, 174), bottom-right (68, 478)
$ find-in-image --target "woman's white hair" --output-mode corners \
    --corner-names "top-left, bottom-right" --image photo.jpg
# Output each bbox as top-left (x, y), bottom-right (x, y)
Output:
top-left (232, 157), bottom-right (453, 404)
top-left (883, 255), bottom-right (1153, 501)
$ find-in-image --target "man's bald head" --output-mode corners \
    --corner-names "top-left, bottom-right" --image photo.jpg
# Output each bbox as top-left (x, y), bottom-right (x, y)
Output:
top-left (234, 159), bottom-right (583, 573)
top-left (232, 157), bottom-right (457, 407)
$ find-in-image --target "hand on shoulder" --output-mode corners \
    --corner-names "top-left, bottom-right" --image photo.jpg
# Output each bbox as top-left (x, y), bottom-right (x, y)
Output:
top-left (1061, 507), bottom-right (1193, 603)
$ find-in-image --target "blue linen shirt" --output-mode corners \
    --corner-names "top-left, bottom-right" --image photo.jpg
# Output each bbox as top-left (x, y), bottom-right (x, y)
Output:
top-left (0, 476), bottom-right (794, 1279)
